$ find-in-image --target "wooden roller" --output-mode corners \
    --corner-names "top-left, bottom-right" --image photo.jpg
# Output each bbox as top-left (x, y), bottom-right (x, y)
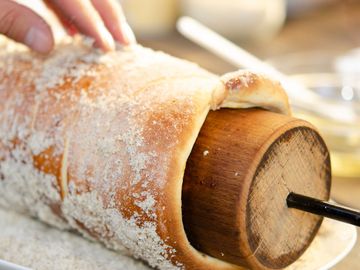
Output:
top-left (183, 108), bottom-right (331, 270)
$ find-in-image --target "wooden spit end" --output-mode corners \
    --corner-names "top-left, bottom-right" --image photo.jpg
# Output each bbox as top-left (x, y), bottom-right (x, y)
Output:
top-left (182, 108), bottom-right (331, 270)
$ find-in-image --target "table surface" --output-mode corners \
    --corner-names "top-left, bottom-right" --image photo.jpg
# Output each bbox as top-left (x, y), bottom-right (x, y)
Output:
top-left (141, 1), bottom-right (360, 269)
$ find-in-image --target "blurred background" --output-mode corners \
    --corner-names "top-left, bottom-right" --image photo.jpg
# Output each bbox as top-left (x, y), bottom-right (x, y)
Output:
top-left (120, 1), bottom-right (360, 267)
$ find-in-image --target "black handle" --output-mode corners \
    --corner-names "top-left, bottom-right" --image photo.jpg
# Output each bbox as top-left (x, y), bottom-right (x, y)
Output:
top-left (287, 192), bottom-right (360, 227)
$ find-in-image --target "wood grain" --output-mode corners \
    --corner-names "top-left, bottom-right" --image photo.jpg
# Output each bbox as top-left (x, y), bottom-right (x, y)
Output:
top-left (182, 108), bottom-right (331, 269)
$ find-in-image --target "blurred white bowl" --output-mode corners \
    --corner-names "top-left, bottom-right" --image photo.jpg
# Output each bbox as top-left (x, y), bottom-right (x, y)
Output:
top-left (181, 0), bottom-right (286, 42)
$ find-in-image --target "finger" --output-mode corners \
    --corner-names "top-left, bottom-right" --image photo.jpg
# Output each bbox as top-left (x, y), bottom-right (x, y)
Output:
top-left (0, 0), bottom-right (53, 53)
top-left (91, 0), bottom-right (136, 45)
top-left (43, 0), bottom-right (79, 36)
top-left (49, 0), bottom-right (115, 51)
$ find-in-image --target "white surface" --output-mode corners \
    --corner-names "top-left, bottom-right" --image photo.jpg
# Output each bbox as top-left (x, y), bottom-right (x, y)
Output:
top-left (0, 209), bottom-right (356, 270)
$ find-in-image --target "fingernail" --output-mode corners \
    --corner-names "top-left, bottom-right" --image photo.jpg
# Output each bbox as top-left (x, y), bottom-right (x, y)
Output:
top-left (121, 22), bottom-right (136, 45)
top-left (99, 24), bottom-right (115, 51)
top-left (25, 27), bottom-right (52, 53)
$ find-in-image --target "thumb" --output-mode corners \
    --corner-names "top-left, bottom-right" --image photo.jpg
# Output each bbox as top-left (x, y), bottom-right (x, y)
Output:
top-left (0, 0), bottom-right (54, 53)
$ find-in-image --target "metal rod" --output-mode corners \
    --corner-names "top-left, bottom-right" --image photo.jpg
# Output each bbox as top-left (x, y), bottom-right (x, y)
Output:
top-left (287, 192), bottom-right (360, 227)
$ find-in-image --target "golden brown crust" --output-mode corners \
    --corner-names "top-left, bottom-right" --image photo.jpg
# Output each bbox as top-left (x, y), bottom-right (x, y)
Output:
top-left (219, 70), bottom-right (291, 115)
top-left (0, 36), bottom-right (289, 270)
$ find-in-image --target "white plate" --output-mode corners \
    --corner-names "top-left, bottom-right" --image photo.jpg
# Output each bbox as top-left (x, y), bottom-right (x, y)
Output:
top-left (286, 217), bottom-right (357, 270)
top-left (0, 260), bottom-right (30, 270)
top-left (0, 211), bottom-right (357, 270)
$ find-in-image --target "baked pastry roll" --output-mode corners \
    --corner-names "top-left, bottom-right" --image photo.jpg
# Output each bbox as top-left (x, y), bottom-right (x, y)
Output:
top-left (0, 36), bottom-right (289, 270)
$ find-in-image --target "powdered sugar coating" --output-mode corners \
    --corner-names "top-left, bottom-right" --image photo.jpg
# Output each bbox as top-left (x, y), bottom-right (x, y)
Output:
top-left (0, 208), bottom-right (150, 270)
top-left (0, 36), bottom-right (219, 269)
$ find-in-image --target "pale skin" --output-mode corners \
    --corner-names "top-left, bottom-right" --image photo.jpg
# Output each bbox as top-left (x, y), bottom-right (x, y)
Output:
top-left (0, 0), bottom-right (136, 53)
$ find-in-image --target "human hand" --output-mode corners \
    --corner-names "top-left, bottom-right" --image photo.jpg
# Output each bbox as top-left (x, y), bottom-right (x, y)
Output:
top-left (0, 0), bottom-right (136, 53)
